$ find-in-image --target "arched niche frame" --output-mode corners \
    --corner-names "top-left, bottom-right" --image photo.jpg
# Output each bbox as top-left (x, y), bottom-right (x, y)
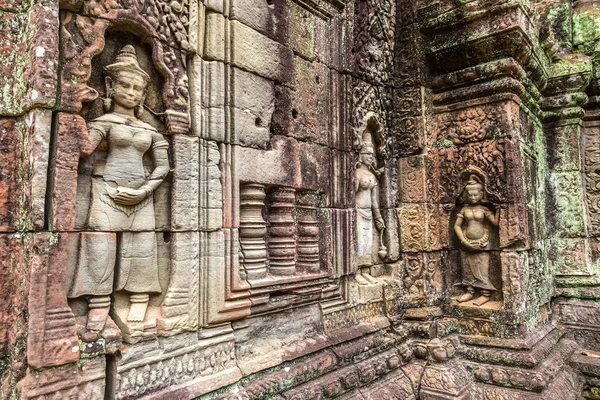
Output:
top-left (59, 0), bottom-right (191, 134)
top-left (449, 166), bottom-right (503, 307)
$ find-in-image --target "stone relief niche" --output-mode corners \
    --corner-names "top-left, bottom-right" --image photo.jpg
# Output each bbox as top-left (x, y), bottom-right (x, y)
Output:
top-left (450, 168), bottom-right (502, 308)
top-left (201, 0), bottom-right (354, 329)
top-left (354, 112), bottom-right (391, 285)
top-left (68, 41), bottom-right (172, 344)
top-left (54, 0), bottom-right (193, 348)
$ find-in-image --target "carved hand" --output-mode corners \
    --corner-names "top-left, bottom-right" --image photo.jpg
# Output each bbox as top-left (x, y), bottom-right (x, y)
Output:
top-left (460, 240), bottom-right (478, 251)
top-left (112, 187), bottom-right (148, 206)
top-left (375, 216), bottom-right (386, 231)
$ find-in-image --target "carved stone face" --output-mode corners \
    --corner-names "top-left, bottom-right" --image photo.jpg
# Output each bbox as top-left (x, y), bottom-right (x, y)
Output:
top-left (466, 187), bottom-right (483, 205)
top-left (110, 70), bottom-right (147, 110)
top-left (359, 150), bottom-right (375, 168)
top-left (407, 259), bottom-right (422, 278)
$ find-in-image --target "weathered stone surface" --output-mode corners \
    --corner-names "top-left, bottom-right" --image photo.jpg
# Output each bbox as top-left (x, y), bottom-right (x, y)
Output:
top-left (28, 233), bottom-right (79, 369)
top-left (231, 67), bottom-right (274, 148)
top-left (272, 57), bottom-right (330, 146)
top-left (7, 0), bottom-right (600, 399)
top-left (0, 110), bottom-right (51, 232)
top-left (230, 19), bottom-right (294, 83)
top-left (0, 2), bottom-right (58, 116)
top-left (0, 234), bottom-right (29, 397)
top-left (50, 113), bottom-right (92, 231)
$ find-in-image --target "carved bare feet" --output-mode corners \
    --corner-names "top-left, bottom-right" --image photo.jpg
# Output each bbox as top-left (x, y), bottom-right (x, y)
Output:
top-left (127, 294), bottom-right (150, 322)
top-left (473, 290), bottom-right (492, 306)
top-left (355, 273), bottom-right (371, 285)
top-left (86, 296), bottom-right (111, 331)
top-left (473, 295), bottom-right (491, 306)
top-left (456, 291), bottom-right (474, 303)
top-left (356, 268), bottom-right (379, 285)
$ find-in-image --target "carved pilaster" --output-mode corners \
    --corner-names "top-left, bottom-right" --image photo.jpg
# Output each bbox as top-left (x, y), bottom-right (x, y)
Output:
top-left (268, 187), bottom-right (297, 276)
top-left (296, 193), bottom-right (321, 274)
top-left (239, 184), bottom-right (268, 280)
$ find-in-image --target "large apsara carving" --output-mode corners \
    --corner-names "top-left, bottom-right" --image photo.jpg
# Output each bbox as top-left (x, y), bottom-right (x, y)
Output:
top-left (68, 45), bottom-right (170, 342)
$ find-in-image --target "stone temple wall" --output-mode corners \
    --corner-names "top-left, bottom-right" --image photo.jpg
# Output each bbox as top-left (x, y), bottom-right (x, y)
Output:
top-left (2, 0), bottom-right (600, 398)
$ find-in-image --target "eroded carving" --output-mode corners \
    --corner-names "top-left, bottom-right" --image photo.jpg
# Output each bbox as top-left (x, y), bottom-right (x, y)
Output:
top-left (403, 255), bottom-right (425, 298)
top-left (68, 46), bottom-right (170, 342)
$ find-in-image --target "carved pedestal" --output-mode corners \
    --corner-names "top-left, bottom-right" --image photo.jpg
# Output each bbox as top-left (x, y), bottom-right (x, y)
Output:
top-left (239, 184), bottom-right (268, 280)
top-left (268, 187), bottom-right (297, 276)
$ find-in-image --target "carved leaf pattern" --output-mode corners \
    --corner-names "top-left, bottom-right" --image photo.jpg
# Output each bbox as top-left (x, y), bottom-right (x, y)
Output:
top-left (437, 140), bottom-right (506, 204)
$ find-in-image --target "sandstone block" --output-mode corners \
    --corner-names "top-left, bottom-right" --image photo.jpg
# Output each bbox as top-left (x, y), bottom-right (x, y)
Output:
top-left (230, 19), bottom-right (294, 82)
top-left (398, 155), bottom-right (427, 203)
top-left (51, 113), bottom-right (92, 231)
top-left (230, 0), bottom-right (272, 35)
top-left (0, 234), bottom-right (29, 387)
top-left (231, 67), bottom-right (274, 148)
top-left (172, 135), bottom-right (200, 231)
top-left (194, 59), bottom-right (226, 142)
top-left (397, 204), bottom-right (429, 252)
top-left (272, 58), bottom-right (330, 146)
top-left (0, 110), bottom-right (51, 232)
top-left (204, 12), bottom-right (226, 62)
top-left (0, 3), bottom-right (58, 116)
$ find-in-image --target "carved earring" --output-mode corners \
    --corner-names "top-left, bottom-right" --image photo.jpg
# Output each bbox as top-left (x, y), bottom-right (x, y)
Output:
top-left (134, 104), bottom-right (143, 119)
top-left (134, 92), bottom-right (146, 119)
top-left (103, 77), bottom-right (114, 113)
top-left (102, 96), bottom-right (113, 112)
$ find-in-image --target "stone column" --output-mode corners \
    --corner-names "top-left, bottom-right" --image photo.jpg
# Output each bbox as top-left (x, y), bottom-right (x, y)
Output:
top-left (268, 187), bottom-right (297, 276)
top-left (543, 63), bottom-right (591, 279)
top-left (239, 183), bottom-right (268, 280)
top-left (296, 192), bottom-right (321, 274)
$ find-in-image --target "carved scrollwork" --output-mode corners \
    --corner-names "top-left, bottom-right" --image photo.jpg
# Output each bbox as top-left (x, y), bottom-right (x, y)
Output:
top-left (60, 0), bottom-right (190, 134)
top-left (438, 140), bottom-right (507, 205)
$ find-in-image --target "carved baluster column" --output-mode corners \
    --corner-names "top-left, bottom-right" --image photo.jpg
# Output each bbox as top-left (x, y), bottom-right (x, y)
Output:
top-left (296, 193), bottom-right (321, 274)
top-left (239, 183), bottom-right (268, 280)
top-left (268, 187), bottom-right (297, 276)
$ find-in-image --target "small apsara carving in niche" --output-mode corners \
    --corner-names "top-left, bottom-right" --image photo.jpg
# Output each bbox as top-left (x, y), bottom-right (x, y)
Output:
top-left (68, 45), bottom-right (170, 341)
top-left (453, 171), bottom-right (499, 306)
top-left (403, 255), bottom-right (425, 297)
top-left (355, 114), bottom-right (387, 285)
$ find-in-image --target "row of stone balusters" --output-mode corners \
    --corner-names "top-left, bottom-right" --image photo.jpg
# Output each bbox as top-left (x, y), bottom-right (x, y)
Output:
top-left (239, 183), bottom-right (321, 280)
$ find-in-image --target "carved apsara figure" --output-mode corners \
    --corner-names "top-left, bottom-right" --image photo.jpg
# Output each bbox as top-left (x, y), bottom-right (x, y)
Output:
top-left (69, 45), bottom-right (170, 337)
top-left (404, 257), bottom-right (425, 297)
top-left (355, 127), bottom-right (386, 285)
top-left (454, 174), bottom-right (498, 306)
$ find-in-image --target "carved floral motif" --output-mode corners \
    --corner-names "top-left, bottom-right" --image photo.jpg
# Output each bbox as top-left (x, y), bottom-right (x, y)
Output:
top-left (437, 107), bottom-right (502, 145)
top-left (437, 140), bottom-right (506, 204)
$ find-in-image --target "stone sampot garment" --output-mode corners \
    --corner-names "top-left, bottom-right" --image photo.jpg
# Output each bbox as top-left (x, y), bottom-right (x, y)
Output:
top-left (68, 113), bottom-right (168, 299)
top-left (460, 250), bottom-right (496, 291)
top-left (357, 207), bottom-right (374, 263)
top-left (69, 231), bottom-right (160, 297)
